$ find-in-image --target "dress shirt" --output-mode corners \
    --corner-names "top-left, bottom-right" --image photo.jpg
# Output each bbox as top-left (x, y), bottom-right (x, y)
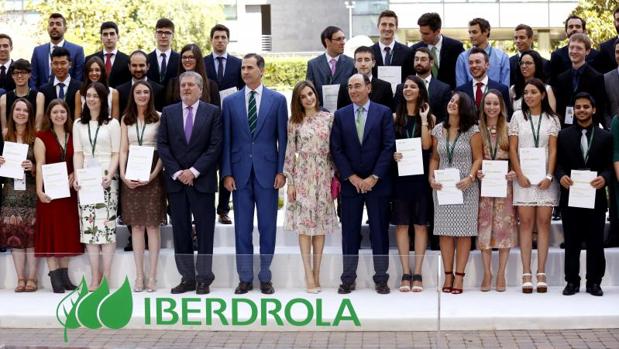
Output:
top-left (131, 77), bottom-right (148, 85)
top-left (245, 84), bottom-right (264, 116)
top-left (103, 48), bottom-right (118, 67)
top-left (0, 61), bottom-right (11, 72)
top-left (428, 35), bottom-right (443, 67)
top-left (378, 41), bottom-right (396, 64)
top-left (325, 52), bottom-right (340, 65)
top-left (571, 64), bottom-right (586, 93)
top-left (472, 75), bottom-right (489, 101)
top-left (353, 99), bottom-right (371, 132)
top-left (455, 44), bottom-right (510, 87)
top-left (418, 74), bottom-right (432, 87)
top-left (53, 75), bottom-right (71, 98)
top-left (213, 52), bottom-right (228, 75)
top-left (155, 48), bottom-right (172, 71)
top-left (172, 99), bottom-right (201, 180)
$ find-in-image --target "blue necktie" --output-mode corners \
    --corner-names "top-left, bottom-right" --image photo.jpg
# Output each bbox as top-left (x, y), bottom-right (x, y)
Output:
top-left (57, 82), bottom-right (65, 100)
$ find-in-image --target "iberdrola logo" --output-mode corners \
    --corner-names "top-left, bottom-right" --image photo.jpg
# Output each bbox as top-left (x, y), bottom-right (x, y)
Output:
top-left (56, 276), bottom-right (133, 342)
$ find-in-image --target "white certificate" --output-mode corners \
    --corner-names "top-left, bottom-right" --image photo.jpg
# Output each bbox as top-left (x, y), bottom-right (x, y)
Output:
top-left (41, 162), bottom-right (70, 200)
top-left (76, 167), bottom-right (104, 206)
top-left (219, 87), bottom-right (237, 105)
top-left (125, 145), bottom-right (154, 182)
top-left (377, 66), bottom-right (401, 94)
top-left (322, 84), bottom-right (340, 112)
top-left (0, 142), bottom-right (28, 179)
top-left (519, 147), bottom-right (546, 185)
top-left (396, 138), bottom-right (424, 176)
top-left (481, 160), bottom-right (508, 198)
top-left (434, 168), bottom-right (464, 205)
top-left (568, 170), bottom-right (597, 209)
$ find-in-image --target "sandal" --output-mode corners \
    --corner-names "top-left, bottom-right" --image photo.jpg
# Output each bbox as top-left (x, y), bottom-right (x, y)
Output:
top-left (399, 273), bottom-right (412, 292)
top-left (536, 272), bottom-right (548, 293)
top-left (451, 272), bottom-right (465, 294)
top-left (522, 273), bottom-right (533, 294)
top-left (15, 279), bottom-right (26, 293)
top-left (24, 279), bottom-right (38, 292)
top-left (442, 271), bottom-right (454, 293)
top-left (134, 275), bottom-right (144, 292)
top-left (411, 274), bottom-right (423, 292)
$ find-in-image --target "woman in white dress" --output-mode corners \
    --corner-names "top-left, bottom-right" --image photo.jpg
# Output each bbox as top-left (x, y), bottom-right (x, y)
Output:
top-left (74, 57), bottom-right (120, 119)
top-left (509, 50), bottom-right (556, 113)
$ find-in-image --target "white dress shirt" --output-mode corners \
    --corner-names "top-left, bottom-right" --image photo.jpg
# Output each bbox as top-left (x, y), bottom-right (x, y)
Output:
top-left (245, 84), bottom-right (264, 117)
top-left (378, 41), bottom-right (396, 64)
top-left (53, 75), bottom-right (71, 98)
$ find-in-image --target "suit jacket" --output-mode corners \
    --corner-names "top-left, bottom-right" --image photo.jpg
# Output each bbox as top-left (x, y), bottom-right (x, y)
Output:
top-left (598, 37), bottom-right (618, 75)
top-left (221, 86), bottom-right (288, 189)
top-left (306, 53), bottom-right (355, 108)
top-left (549, 45), bottom-right (601, 85)
top-left (337, 76), bottom-right (394, 111)
top-left (371, 41), bottom-right (412, 83)
top-left (117, 79), bottom-right (165, 113)
top-left (604, 69), bottom-right (619, 118)
top-left (157, 100), bottom-right (222, 194)
top-left (411, 36), bottom-right (464, 89)
top-left (146, 50), bottom-right (180, 88)
top-left (85, 50), bottom-right (131, 88)
top-left (0, 59), bottom-right (15, 91)
top-left (204, 53), bottom-right (244, 91)
top-left (556, 124), bottom-right (612, 209)
top-left (31, 41), bottom-right (85, 89)
top-left (455, 78), bottom-right (512, 117)
top-left (554, 64), bottom-right (608, 128)
top-left (40, 79), bottom-right (81, 117)
top-left (394, 77), bottom-right (452, 123)
top-left (329, 101), bottom-right (395, 197)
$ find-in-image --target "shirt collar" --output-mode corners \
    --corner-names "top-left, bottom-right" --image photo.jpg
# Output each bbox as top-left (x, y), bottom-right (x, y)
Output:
top-left (214, 52), bottom-right (228, 60)
top-left (131, 77), bottom-right (147, 85)
top-left (0, 60), bottom-right (11, 69)
top-left (473, 75), bottom-right (489, 86)
top-left (572, 63), bottom-right (586, 75)
top-left (50, 40), bottom-right (65, 51)
top-left (103, 48), bottom-right (118, 56)
top-left (54, 75), bottom-right (71, 86)
top-left (429, 35), bottom-right (443, 50)
top-left (379, 41), bottom-right (395, 52)
top-left (354, 99), bottom-right (371, 113)
top-left (325, 52), bottom-right (340, 63)
top-left (182, 99), bottom-right (200, 111)
top-left (418, 74), bottom-right (432, 85)
top-left (245, 84), bottom-right (264, 97)
top-left (156, 48), bottom-right (172, 57)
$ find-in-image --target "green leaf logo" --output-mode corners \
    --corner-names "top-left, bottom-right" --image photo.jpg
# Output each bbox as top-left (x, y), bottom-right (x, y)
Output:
top-left (57, 276), bottom-right (133, 342)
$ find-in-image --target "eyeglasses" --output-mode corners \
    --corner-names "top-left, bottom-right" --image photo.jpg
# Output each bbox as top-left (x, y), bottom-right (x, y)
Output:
top-left (519, 61), bottom-right (534, 66)
top-left (182, 56), bottom-right (196, 61)
top-left (331, 37), bottom-right (346, 42)
top-left (11, 71), bottom-right (29, 76)
top-left (156, 30), bottom-right (173, 37)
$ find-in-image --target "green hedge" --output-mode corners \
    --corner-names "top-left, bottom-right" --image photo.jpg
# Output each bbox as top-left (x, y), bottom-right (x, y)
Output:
top-left (263, 57), bottom-right (308, 91)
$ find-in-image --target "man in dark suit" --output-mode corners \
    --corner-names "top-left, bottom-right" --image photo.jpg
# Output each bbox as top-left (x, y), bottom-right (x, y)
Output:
top-left (0, 34), bottom-right (14, 91)
top-left (604, 38), bottom-right (619, 118)
top-left (411, 12), bottom-right (464, 89)
top-left (395, 47), bottom-right (451, 123)
top-left (604, 38), bottom-right (619, 248)
top-left (157, 71), bottom-right (223, 295)
top-left (370, 10), bottom-right (412, 84)
top-left (554, 33), bottom-right (608, 128)
top-left (556, 92), bottom-right (611, 297)
top-left (222, 54), bottom-right (288, 295)
top-left (455, 47), bottom-right (511, 116)
top-left (116, 50), bottom-right (164, 112)
top-left (330, 73), bottom-right (395, 295)
top-left (337, 46), bottom-right (394, 110)
top-left (85, 21), bottom-right (130, 88)
top-left (146, 18), bottom-right (180, 88)
top-left (39, 47), bottom-right (81, 117)
top-left (596, 7), bottom-right (619, 75)
top-left (510, 24), bottom-right (550, 85)
top-left (306, 26), bottom-right (355, 109)
top-left (31, 13), bottom-right (84, 89)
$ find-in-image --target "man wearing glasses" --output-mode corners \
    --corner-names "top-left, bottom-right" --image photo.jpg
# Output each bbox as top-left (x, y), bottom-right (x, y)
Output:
top-left (147, 18), bottom-right (180, 88)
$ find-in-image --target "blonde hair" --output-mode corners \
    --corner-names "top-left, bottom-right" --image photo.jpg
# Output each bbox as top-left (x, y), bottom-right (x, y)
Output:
top-left (478, 90), bottom-right (509, 153)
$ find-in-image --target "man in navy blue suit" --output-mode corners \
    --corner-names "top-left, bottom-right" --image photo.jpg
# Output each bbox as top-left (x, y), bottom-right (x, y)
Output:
top-left (598, 7), bottom-right (619, 74)
top-left (146, 18), bottom-right (180, 89)
top-left (330, 73), bottom-right (395, 295)
top-left (370, 10), bottom-right (412, 83)
top-left (157, 71), bottom-right (223, 295)
top-left (30, 13), bottom-right (84, 89)
top-left (221, 53), bottom-right (288, 295)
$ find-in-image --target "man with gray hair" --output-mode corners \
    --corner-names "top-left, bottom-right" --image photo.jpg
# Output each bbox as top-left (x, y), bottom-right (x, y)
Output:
top-left (158, 70), bottom-right (223, 295)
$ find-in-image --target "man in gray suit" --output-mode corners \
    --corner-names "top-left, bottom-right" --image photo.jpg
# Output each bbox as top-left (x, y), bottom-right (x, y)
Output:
top-left (604, 37), bottom-right (619, 118)
top-left (306, 25), bottom-right (355, 110)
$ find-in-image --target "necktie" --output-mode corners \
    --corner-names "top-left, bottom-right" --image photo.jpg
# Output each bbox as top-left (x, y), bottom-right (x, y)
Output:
top-left (384, 47), bottom-right (392, 66)
top-left (185, 106), bottom-right (193, 143)
top-left (248, 91), bottom-right (257, 136)
top-left (104, 53), bottom-right (113, 76)
top-left (355, 107), bottom-right (365, 143)
top-left (216, 56), bottom-right (225, 85)
top-left (329, 58), bottom-right (337, 76)
top-left (425, 79), bottom-right (431, 99)
top-left (475, 82), bottom-right (484, 108)
top-left (159, 52), bottom-right (167, 82)
top-left (57, 82), bottom-right (65, 100)
top-left (0, 66), bottom-right (6, 84)
top-left (581, 129), bottom-right (589, 162)
top-left (430, 46), bottom-right (439, 77)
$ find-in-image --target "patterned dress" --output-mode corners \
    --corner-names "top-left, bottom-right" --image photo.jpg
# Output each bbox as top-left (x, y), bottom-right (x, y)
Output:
top-left (431, 123), bottom-right (480, 237)
top-left (477, 130), bottom-right (517, 249)
top-left (283, 111), bottom-right (339, 236)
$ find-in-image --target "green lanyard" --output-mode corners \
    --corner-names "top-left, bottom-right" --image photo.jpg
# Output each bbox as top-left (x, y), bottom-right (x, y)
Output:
top-left (87, 123), bottom-right (101, 155)
top-left (486, 130), bottom-right (498, 160)
top-left (406, 117), bottom-right (417, 139)
top-left (52, 130), bottom-right (68, 161)
top-left (528, 114), bottom-right (542, 148)
top-left (135, 121), bottom-right (147, 146)
top-left (445, 129), bottom-right (461, 166)
top-left (583, 127), bottom-right (595, 164)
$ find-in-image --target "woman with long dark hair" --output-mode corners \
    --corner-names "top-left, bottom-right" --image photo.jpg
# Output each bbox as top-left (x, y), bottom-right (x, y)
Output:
top-left (510, 50), bottom-right (556, 112)
top-left (74, 56), bottom-right (120, 119)
top-left (165, 44), bottom-right (219, 106)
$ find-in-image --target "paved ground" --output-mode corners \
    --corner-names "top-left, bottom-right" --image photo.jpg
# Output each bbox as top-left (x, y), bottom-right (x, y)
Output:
top-left (1, 328), bottom-right (618, 348)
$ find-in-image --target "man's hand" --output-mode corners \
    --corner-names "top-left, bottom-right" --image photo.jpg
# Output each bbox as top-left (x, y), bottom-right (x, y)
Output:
top-left (274, 173), bottom-right (286, 189)
top-left (559, 175), bottom-right (573, 189)
top-left (349, 174), bottom-right (363, 193)
top-left (591, 176), bottom-right (606, 190)
top-left (178, 169), bottom-right (195, 186)
top-left (359, 176), bottom-right (378, 193)
top-left (224, 176), bottom-right (236, 192)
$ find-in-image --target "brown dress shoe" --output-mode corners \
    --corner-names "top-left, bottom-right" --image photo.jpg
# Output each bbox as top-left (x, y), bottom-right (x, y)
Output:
top-left (218, 213), bottom-right (232, 224)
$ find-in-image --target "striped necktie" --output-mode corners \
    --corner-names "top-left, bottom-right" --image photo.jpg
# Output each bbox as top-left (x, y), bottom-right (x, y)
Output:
top-left (248, 90), bottom-right (257, 135)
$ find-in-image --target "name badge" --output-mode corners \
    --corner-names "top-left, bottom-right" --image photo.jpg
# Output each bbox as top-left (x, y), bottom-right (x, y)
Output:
top-left (565, 106), bottom-right (574, 125)
top-left (14, 178), bottom-right (25, 191)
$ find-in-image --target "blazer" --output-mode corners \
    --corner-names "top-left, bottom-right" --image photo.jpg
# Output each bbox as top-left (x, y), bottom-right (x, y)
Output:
top-left (394, 77), bottom-right (452, 123)
top-left (455, 78), bottom-right (512, 117)
top-left (556, 124), bottom-right (612, 210)
top-left (554, 64), bottom-right (608, 128)
top-left (371, 41), bottom-right (413, 82)
top-left (598, 37), bottom-right (618, 75)
top-left (549, 45), bottom-right (601, 84)
top-left (39, 79), bottom-right (81, 118)
top-left (604, 69), bottom-right (619, 118)
top-left (0, 59), bottom-right (14, 91)
top-left (329, 101), bottom-right (395, 197)
top-left (411, 35), bottom-right (464, 89)
top-left (116, 79), bottom-right (165, 113)
top-left (157, 100), bottom-right (223, 194)
top-left (221, 86), bottom-right (288, 189)
top-left (204, 53), bottom-right (244, 91)
top-left (146, 50), bottom-right (180, 88)
top-left (165, 76), bottom-right (220, 107)
top-left (306, 53), bottom-right (355, 107)
top-left (31, 41), bottom-right (85, 88)
top-left (85, 50), bottom-right (131, 88)
top-left (337, 76), bottom-right (394, 111)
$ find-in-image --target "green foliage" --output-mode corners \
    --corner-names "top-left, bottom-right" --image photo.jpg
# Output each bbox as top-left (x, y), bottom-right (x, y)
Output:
top-left (29, 0), bottom-right (224, 55)
top-left (263, 56), bottom-right (308, 91)
top-left (571, 0), bottom-right (617, 47)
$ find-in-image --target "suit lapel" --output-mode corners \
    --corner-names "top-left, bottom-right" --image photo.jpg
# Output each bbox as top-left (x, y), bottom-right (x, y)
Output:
top-left (175, 103), bottom-right (188, 146)
top-left (362, 102), bottom-right (377, 143)
top-left (255, 88), bottom-right (272, 136)
top-left (189, 102), bottom-right (205, 146)
top-left (239, 88), bottom-right (251, 136)
top-left (320, 56), bottom-right (333, 82)
top-left (347, 105), bottom-right (362, 148)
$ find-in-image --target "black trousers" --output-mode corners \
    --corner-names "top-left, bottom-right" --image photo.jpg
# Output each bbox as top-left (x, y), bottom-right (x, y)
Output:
top-left (561, 206), bottom-right (606, 285)
top-left (217, 172), bottom-right (231, 215)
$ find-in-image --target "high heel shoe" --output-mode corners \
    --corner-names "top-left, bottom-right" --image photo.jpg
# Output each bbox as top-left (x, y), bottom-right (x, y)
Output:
top-left (522, 273), bottom-right (533, 294)
top-left (451, 272), bottom-right (465, 294)
top-left (442, 271), bottom-right (454, 293)
top-left (536, 272), bottom-right (548, 293)
top-left (496, 274), bottom-right (506, 292)
top-left (480, 272), bottom-right (492, 292)
top-left (146, 277), bottom-right (157, 293)
top-left (134, 275), bottom-right (144, 292)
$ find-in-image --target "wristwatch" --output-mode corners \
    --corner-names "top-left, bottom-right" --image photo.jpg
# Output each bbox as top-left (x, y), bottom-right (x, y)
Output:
top-left (371, 174), bottom-right (380, 180)
top-left (545, 174), bottom-right (553, 182)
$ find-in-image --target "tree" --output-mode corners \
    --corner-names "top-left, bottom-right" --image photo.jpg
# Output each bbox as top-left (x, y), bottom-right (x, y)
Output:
top-left (29, 0), bottom-right (224, 55)
top-left (571, 0), bottom-right (617, 47)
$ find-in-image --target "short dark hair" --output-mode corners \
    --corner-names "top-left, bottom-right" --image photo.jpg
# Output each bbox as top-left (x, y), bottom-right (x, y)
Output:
top-left (414, 47), bottom-right (433, 61)
top-left (377, 10), bottom-right (398, 27)
top-left (565, 15), bottom-right (586, 33)
top-left (210, 24), bottom-right (230, 39)
top-left (353, 46), bottom-right (374, 59)
top-left (49, 13), bottom-right (66, 26)
top-left (129, 50), bottom-right (148, 62)
top-left (51, 47), bottom-right (71, 61)
top-left (100, 21), bottom-right (119, 35)
top-left (8, 58), bottom-right (31, 74)
top-left (156, 18), bottom-right (174, 32)
top-left (469, 18), bottom-right (491, 37)
top-left (417, 13), bottom-right (442, 32)
top-left (469, 46), bottom-right (489, 62)
top-left (320, 26), bottom-right (343, 48)
top-left (0, 33), bottom-right (12, 47)
top-left (515, 24), bottom-right (533, 38)
top-left (574, 91), bottom-right (596, 109)
top-left (243, 53), bottom-right (265, 69)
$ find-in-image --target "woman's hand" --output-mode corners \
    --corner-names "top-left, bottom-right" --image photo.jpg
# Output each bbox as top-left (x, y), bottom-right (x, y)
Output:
top-left (456, 176), bottom-right (474, 191)
top-left (21, 160), bottom-right (33, 172)
top-left (393, 152), bottom-right (403, 162)
top-left (0, 156), bottom-right (6, 165)
top-left (476, 170), bottom-right (484, 180)
top-left (538, 177), bottom-right (551, 190)
top-left (505, 170), bottom-right (516, 181)
top-left (102, 174), bottom-right (112, 189)
top-left (37, 190), bottom-right (52, 203)
top-left (287, 185), bottom-right (296, 203)
top-left (517, 174), bottom-right (531, 188)
top-left (429, 177), bottom-right (442, 190)
top-left (420, 102), bottom-right (430, 124)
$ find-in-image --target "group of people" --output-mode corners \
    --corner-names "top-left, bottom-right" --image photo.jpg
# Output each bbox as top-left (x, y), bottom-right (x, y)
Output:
top-left (0, 8), bottom-right (618, 298)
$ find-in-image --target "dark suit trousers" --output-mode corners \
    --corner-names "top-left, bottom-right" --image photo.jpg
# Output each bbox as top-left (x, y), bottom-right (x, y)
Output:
top-left (168, 187), bottom-right (216, 284)
top-left (217, 171), bottom-right (231, 214)
top-left (340, 192), bottom-right (390, 285)
top-left (561, 207), bottom-right (606, 285)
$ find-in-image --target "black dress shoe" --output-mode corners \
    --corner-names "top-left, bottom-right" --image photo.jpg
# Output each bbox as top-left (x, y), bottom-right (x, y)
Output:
top-left (123, 241), bottom-right (133, 252)
top-left (375, 282), bottom-right (390, 294)
top-left (234, 281), bottom-right (253, 294)
top-left (196, 282), bottom-right (210, 295)
top-left (586, 284), bottom-right (604, 296)
top-left (337, 283), bottom-right (355, 294)
top-left (218, 213), bottom-right (232, 224)
top-left (171, 280), bottom-right (196, 294)
top-left (260, 281), bottom-right (275, 294)
top-left (562, 282), bottom-right (580, 296)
